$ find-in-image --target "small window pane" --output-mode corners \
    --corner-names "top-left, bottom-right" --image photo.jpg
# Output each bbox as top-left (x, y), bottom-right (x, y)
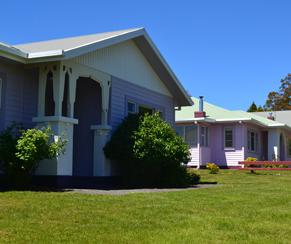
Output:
top-left (201, 126), bottom-right (209, 147)
top-left (185, 125), bottom-right (197, 146)
top-left (225, 128), bottom-right (233, 148)
top-left (128, 101), bottom-right (137, 114)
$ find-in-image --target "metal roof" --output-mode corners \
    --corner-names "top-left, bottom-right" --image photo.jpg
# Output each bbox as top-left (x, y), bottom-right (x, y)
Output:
top-left (176, 97), bottom-right (291, 130)
top-left (14, 28), bottom-right (141, 53)
top-left (253, 111), bottom-right (291, 127)
top-left (0, 28), bottom-right (192, 106)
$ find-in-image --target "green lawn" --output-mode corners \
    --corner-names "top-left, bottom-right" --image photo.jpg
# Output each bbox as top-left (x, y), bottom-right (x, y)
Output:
top-left (1, 170), bottom-right (291, 243)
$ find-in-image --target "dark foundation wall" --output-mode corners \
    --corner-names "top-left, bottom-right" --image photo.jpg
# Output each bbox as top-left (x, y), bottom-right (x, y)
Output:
top-left (0, 60), bottom-right (38, 131)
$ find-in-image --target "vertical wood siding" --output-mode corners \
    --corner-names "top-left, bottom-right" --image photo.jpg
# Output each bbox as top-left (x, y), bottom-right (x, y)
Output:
top-left (72, 40), bottom-right (172, 97)
top-left (110, 76), bottom-right (174, 131)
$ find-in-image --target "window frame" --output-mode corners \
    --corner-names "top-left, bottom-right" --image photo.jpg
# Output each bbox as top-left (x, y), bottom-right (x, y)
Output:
top-left (175, 125), bottom-right (198, 147)
top-left (247, 130), bottom-right (259, 153)
top-left (224, 127), bottom-right (234, 149)
top-left (200, 126), bottom-right (209, 147)
top-left (127, 100), bottom-right (137, 114)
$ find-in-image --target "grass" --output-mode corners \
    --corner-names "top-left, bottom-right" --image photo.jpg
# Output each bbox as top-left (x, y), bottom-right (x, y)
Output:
top-left (1, 170), bottom-right (291, 243)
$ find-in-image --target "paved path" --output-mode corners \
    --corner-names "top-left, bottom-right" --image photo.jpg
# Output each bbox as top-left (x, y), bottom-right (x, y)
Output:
top-left (70, 184), bottom-right (219, 195)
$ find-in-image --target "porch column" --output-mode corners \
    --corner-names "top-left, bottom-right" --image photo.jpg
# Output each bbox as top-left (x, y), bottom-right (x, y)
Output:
top-left (91, 79), bottom-right (112, 176)
top-left (53, 64), bottom-right (65, 116)
top-left (37, 66), bottom-right (47, 117)
top-left (268, 129), bottom-right (280, 161)
top-left (33, 62), bottom-right (78, 176)
top-left (68, 74), bottom-right (78, 118)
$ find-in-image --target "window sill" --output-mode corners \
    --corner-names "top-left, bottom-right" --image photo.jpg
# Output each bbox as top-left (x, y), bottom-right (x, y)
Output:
top-left (224, 147), bottom-right (235, 151)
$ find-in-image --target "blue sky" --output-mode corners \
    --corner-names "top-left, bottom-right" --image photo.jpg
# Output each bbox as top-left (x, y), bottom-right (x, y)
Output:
top-left (1, 0), bottom-right (290, 110)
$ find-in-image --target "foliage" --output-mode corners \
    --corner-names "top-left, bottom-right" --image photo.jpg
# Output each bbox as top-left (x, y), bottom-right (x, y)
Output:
top-left (104, 113), bottom-right (191, 187)
top-left (245, 157), bottom-right (257, 162)
top-left (206, 163), bottom-right (219, 174)
top-left (247, 102), bottom-right (265, 112)
top-left (0, 124), bottom-right (66, 182)
top-left (186, 168), bottom-right (201, 185)
top-left (264, 75), bottom-right (291, 111)
top-left (247, 102), bottom-right (258, 112)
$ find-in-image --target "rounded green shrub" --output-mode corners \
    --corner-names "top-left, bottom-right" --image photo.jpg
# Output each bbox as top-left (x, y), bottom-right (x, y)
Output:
top-left (104, 113), bottom-right (191, 187)
top-left (0, 124), bottom-right (66, 184)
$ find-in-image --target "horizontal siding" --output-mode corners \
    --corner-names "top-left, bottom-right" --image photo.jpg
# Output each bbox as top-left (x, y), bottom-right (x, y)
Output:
top-left (73, 40), bottom-right (172, 97)
top-left (210, 124), bottom-right (245, 166)
top-left (188, 147), bottom-right (199, 166)
top-left (0, 61), bottom-right (38, 130)
top-left (110, 76), bottom-right (174, 131)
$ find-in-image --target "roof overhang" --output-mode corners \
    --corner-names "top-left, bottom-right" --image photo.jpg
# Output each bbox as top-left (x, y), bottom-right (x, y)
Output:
top-left (0, 29), bottom-right (192, 106)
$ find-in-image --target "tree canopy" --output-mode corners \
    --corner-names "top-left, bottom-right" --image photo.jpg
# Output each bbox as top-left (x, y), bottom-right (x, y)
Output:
top-left (247, 74), bottom-right (291, 112)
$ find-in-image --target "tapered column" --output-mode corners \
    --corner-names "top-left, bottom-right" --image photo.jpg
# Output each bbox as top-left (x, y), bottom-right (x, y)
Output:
top-left (53, 64), bottom-right (65, 116)
top-left (91, 79), bottom-right (112, 176)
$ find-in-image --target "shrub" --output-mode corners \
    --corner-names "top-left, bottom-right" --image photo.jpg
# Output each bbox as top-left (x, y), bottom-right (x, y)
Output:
top-left (186, 168), bottom-right (201, 185)
top-left (245, 157), bottom-right (258, 169)
top-left (206, 163), bottom-right (219, 174)
top-left (104, 113), bottom-right (191, 187)
top-left (0, 124), bottom-right (66, 184)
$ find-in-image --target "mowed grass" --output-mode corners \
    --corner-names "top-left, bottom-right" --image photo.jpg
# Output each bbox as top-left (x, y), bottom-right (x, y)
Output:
top-left (1, 170), bottom-right (291, 243)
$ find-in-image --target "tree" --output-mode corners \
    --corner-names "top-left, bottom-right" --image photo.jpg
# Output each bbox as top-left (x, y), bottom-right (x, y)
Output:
top-left (247, 102), bottom-right (258, 112)
top-left (265, 75), bottom-right (291, 111)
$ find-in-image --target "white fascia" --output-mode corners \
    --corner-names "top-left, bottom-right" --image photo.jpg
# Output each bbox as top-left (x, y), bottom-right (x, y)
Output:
top-left (27, 49), bottom-right (64, 59)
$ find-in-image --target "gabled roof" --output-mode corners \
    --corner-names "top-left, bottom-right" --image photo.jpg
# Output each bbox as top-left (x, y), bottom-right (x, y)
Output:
top-left (0, 28), bottom-right (192, 106)
top-left (176, 97), bottom-right (291, 130)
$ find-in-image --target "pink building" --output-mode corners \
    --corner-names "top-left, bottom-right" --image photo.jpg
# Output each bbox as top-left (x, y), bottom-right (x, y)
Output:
top-left (175, 97), bottom-right (291, 168)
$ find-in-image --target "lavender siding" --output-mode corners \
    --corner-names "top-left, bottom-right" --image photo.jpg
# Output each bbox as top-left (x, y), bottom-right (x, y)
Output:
top-left (110, 76), bottom-right (174, 131)
top-left (0, 61), bottom-right (38, 130)
top-left (209, 124), bottom-right (245, 166)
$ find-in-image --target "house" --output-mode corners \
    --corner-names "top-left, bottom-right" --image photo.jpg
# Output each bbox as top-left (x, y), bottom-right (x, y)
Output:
top-left (253, 111), bottom-right (291, 127)
top-left (175, 97), bottom-right (291, 168)
top-left (0, 28), bottom-right (192, 179)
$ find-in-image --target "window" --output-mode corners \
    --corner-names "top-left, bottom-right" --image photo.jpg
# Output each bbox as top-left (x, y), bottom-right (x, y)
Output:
top-left (0, 78), bottom-right (2, 109)
top-left (247, 130), bottom-right (259, 152)
top-left (201, 126), bottom-right (209, 147)
top-left (185, 126), bottom-right (198, 146)
top-left (127, 101), bottom-right (137, 114)
top-left (288, 138), bottom-right (291, 157)
top-left (139, 105), bottom-right (153, 115)
top-left (175, 125), bottom-right (197, 146)
top-left (224, 128), bottom-right (234, 148)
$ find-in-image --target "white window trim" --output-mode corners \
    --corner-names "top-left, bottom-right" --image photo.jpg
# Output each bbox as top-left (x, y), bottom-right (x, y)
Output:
top-left (247, 129), bottom-right (259, 153)
top-left (200, 126), bottom-right (209, 147)
top-left (127, 100), bottom-right (137, 114)
top-left (0, 78), bottom-right (2, 109)
top-left (224, 127), bottom-right (234, 149)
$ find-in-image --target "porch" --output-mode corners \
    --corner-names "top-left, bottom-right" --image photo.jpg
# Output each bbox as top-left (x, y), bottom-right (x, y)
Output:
top-left (32, 61), bottom-right (112, 177)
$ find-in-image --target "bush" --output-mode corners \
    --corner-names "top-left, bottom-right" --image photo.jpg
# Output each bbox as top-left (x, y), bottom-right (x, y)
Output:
top-left (245, 157), bottom-right (258, 169)
top-left (186, 168), bottom-right (201, 185)
top-left (104, 113), bottom-right (191, 187)
top-left (206, 163), bottom-right (219, 174)
top-left (0, 124), bottom-right (66, 184)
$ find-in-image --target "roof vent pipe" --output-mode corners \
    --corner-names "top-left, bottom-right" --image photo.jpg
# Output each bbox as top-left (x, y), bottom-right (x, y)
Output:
top-left (199, 96), bottom-right (204, 112)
